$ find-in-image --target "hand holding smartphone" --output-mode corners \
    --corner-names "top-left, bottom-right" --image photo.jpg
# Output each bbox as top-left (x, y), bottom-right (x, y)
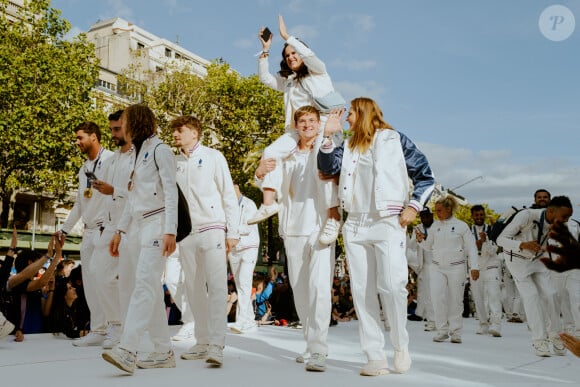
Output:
top-left (85, 171), bottom-right (97, 183)
top-left (261, 27), bottom-right (272, 42)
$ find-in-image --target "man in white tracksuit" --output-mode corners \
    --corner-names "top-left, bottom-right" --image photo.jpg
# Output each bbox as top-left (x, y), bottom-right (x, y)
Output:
top-left (90, 110), bottom-right (136, 349)
top-left (57, 121), bottom-right (114, 347)
top-left (469, 204), bottom-right (502, 337)
top-left (497, 195), bottom-right (572, 357)
top-left (102, 104), bottom-right (178, 374)
top-left (171, 115), bottom-right (240, 367)
top-left (256, 106), bottom-right (336, 372)
top-left (229, 184), bottom-right (260, 334)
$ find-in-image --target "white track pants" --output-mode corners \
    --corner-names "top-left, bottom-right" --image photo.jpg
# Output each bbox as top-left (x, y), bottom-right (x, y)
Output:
top-left (343, 214), bottom-right (409, 360)
top-left (179, 229), bottom-right (228, 347)
top-left (285, 233), bottom-right (334, 355)
top-left (229, 247), bottom-right (258, 327)
top-left (471, 267), bottom-right (503, 328)
top-left (504, 257), bottom-right (561, 342)
top-left (81, 228), bottom-right (106, 334)
top-left (119, 215), bottom-right (171, 353)
top-left (430, 264), bottom-right (466, 337)
top-left (93, 228), bottom-right (120, 325)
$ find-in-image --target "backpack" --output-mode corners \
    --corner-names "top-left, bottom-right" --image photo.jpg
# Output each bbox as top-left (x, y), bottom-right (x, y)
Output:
top-left (153, 143), bottom-right (193, 242)
top-left (488, 206), bottom-right (523, 243)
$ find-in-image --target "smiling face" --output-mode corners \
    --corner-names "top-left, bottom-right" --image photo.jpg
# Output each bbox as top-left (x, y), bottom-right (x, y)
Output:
top-left (75, 129), bottom-right (97, 155)
top-left (471, 209), bottom-right (486, 226)
top-left (295, 112), bottom-right (320, 142)
top-left (284, 45), bottom-right (304, 72)
top-left (109, 118), bottom-right (125, 147)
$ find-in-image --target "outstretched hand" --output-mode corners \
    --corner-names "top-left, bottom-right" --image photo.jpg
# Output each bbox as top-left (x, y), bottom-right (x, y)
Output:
top-left (323, 108), bottom-right (346, 136)
top-left (540, 220), bottom-right (580, 272)
top-left (279, 15), bottom-right (289, 40)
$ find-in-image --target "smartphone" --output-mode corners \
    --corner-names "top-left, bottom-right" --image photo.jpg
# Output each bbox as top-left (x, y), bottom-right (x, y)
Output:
top-left (85, 171), bottom-right (97, 182)
top-left (261, 27), bottom-right (272, 42)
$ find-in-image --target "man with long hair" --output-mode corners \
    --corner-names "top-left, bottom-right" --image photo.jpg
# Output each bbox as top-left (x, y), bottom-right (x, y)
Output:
top-left (102, 104), bottom-right (178, 374)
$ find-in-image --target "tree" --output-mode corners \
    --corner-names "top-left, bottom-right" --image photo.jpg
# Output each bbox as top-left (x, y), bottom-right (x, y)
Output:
top-left (0, 0), bottom-right (100, 226)
top-left (143, 62), bottom-right (285, 198)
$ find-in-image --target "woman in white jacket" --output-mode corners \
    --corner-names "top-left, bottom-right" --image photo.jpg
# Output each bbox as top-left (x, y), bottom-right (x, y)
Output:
top-left (318, 97), bottom-right (435, 376)
top-left (249, 15), bottom-right (340, 246)
top-left (417, 196), bottom-right (479, 344)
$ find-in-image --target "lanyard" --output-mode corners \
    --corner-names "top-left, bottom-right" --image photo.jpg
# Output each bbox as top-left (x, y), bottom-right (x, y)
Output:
top-left (85, 147), bottom-right (104, 188)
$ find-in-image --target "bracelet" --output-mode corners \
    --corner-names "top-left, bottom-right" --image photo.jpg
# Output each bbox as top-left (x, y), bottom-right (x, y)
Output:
top-left (115, 229), bottom-right (126, 235)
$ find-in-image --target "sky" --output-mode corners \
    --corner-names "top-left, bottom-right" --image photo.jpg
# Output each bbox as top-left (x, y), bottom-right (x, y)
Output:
top-left (50, 0), bottom-right (580, 214)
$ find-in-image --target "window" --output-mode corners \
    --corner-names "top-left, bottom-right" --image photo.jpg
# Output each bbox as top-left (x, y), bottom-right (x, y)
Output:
top-left (165, 48), bottom-right (172, 57)
top-left (137, 42), bottom-right (144, 50)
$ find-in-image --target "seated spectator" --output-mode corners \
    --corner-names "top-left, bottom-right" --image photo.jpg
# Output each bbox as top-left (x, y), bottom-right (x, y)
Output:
top-left (49, 278), bottom-right (90, 338)
top-left (253, 267), bottom-right (277, 323)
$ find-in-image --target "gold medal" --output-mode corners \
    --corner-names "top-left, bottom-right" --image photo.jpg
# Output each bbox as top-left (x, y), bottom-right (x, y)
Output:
top-left (84, 188), bottom-right (93, 198)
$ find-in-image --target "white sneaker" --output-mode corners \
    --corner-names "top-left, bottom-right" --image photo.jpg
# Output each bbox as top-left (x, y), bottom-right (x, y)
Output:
top-left (424, 321), bottom-right (436, 331)
top-left (102, 346), bottom-right (136, 374)
top-left (295, 351), bottom-right (310, 363)
top-left (489, 326), bottom-right (502, 337)
top-left (393, 349), bottom-right (412, 373)
top-left (450, 334), bottom-right (462, 344)
top-left (305, 353), bottom-right (326, 372)
top-left (172, 321), bottom-right (194, 341)
top-left (476, 323), bottom-right (489, 335)
top-left (103, 324), bottom-right (121, 349)
top-left (247, 203), bottom-right (279, 225)
top-left (319, 218), bottom-right (341, 245)
top-left (137, 350), bottom-right (176, 369)
top-left (549, 335), bottom-right (567, 356)
top-left (0, 315), bottom-right (15, 340)
top-left (360, 360), bottom-right (389, 376)
top-left (433, 333), bottom-right (449, 342)
top-left (73, 332), bottom-right (106, 347)
top-left (206, 344), bottom-right (224, 366)
top-left (532, 340), bottom-right (551, 357)
top-left (181, 343), bottom-right (209, 360)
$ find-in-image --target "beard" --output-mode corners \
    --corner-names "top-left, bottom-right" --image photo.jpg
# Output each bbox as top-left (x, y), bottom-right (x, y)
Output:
top-left (113, 138), bottom-right (126, 147)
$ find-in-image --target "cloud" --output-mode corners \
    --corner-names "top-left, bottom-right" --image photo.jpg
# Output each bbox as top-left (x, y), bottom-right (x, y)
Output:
top-left (417, 142), bottom-right (580, 213)
top-left (333, 80), bottom-right (386, 102)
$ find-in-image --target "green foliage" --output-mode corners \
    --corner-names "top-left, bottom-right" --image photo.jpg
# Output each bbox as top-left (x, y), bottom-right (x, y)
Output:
top-left (138, 61), bottom-right (284, 201)
top-left (0, 0), bottom-right (100, 222)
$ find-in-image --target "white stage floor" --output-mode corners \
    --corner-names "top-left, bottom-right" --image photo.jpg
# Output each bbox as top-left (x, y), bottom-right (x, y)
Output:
top-left (1, 317), bottom-right (577, 387)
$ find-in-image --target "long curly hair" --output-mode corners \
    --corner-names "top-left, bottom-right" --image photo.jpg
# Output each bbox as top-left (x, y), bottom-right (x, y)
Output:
top-left (122, 104), bottom-right (157, 150)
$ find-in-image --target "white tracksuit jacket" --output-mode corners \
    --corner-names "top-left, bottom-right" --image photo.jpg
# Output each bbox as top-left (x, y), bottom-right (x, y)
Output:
top-left (62, 147), bottom-right (114, 335)
top-left (497, 209), bottom-right (561, 343)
